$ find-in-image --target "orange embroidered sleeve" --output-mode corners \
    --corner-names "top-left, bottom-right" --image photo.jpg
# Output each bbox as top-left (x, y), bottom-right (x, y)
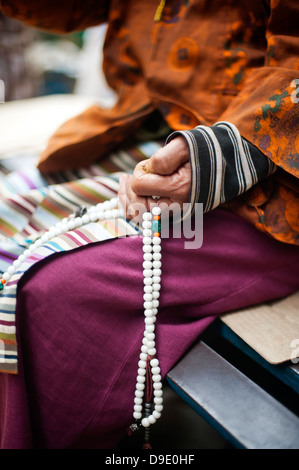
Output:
top-left (0, 0), bottom-right (109, 33)
top-left (220, 0), bottom-right (299, 179)
top-left (219, 0), bottom-right (299, 244)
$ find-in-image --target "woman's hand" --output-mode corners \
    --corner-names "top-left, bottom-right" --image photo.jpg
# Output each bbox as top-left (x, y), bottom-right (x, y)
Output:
top-left (118, 136), bottom-right (190, 221)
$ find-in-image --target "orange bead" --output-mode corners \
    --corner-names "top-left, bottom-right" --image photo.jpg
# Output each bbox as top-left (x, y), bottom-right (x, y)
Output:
top-left (1, 279), bottom-right (6, 284)
top-left (153, 215), bottom-right (160, 220)
top-left (153, 232), bottom-right (160, 237)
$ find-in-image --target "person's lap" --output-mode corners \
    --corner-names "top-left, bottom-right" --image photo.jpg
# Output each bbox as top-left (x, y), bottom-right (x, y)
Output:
top-left (1, 206), bottom-right (298, 449)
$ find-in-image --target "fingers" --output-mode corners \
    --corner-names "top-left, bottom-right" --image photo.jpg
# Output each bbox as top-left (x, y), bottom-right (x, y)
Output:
top-left (132, 161), bottom-right (191, 203)
top-left (145, 136), bottom-right (189, 175)
top-left (118, 135), bottom-right (191, 220)
top-left (118, 173), bottom-right (173, 221)
top-left (118, 173), bottom-right (150, 221)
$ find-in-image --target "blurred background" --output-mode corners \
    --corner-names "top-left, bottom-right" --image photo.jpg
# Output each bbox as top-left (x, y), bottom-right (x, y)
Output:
top-left (0, 11), bottom-right (116, 103)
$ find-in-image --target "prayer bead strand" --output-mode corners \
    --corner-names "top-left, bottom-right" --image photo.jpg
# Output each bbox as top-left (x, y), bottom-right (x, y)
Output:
top-left (0, 198), bottom-right (121, 289)
top-left (131, 205), bottom-right (163, 442)
top-left (0, 193), bottom-right (164, 447)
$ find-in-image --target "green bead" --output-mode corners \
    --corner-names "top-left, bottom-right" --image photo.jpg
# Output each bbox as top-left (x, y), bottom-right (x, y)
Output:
top-left (152, 220), bottom-right (161, 233)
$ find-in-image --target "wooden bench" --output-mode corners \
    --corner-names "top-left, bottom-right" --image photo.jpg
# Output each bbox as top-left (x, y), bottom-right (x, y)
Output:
top-left (166, 292), bottom-right (299, 449)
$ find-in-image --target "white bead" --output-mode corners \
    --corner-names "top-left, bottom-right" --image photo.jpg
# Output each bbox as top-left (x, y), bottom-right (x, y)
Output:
top-left (152, 206), bottom-right (161, 216)
top-left (145, 324), bottom-right (155, 333)
top-left (137, 375), bottom-right (145, 383)
top-left (141, 344), bottom-right (147, 354)
top-left (137, 368), bottom-right (146, 376)
top-left (152, 308), bottom-right (158, 315)
top-left (82, 214), bottom-right (90, 224)
top-left (23, 249), bottom-right (31, 258)
top-left (148, 415), bottom-right (156, 425)
top-left (89, 212), bottom-right (97, 222)
top-left (152, 374), bottom-right (161, 383)
top-left (139, 352), bottom-right (147, 361)
top-left (146, 332), bottom-right (155, 341)
top-left (150, 358), bottom-right (159, 367)
top-left (136, 383), bottom-right (145, 391)
top-left (144, 309), bottom-right (154, 317)
top-left (144, 285), bottom-right (152, 293)
top-left (141, 417), bottom-right (150, 428)
top-left (153, 244), bottom-right (161, 252)
top-left (154, 389), bottom-right (163, 397)
top-left (154, 396), bottom-right (163, 405)
top-left (153, 268), bottom-right (161, 277)
top-left (54, 225), bottom-right (62, 240)
top-left (34, 239), bottom-right (42, 248)
top-left (143, 244), bottom-right (152, 253)
top-left (153, 260), bottom-right (161, 269)
top-left (153, 382), bottom-right (162, 390)
top-left (143, 301), bottom-right (153, 310)
top-left (151, 366), bottom-right (160, 375)
top-left (142, 260), bottom-right (152, 270)
top-left (111, 209), bottom-right (119, 218)
top-left (2, 272), bottom-right (10, 281)
top-left (104, 210), bottom-right (112, 219)
top-left (148, 347), bottom-right (156, 356)
top-left (144, 277), bottom-right (153, 285)
top-left (7, 266), bottom-right (15, 276)
top-left (153, 410), bottom-right (162, 419)
top-left (135, 390), bottom-right (144, 398)
top-left (152, 283), bottom-right (161, 291)
top-left (40, 233), bottom-right (49, 243)
top-left (154, 404), bottom-right (163, 412)
top-left (152, 291), bottom-right (160, 299)
top-left (152, 252), bottom-right (161, 261)
top-left (133, 411), bottom-right (142, 420)
top-left (152, 237), bottom-right (161, 245)
top-left (138, 360), bottom-right (146, 368)
top-left (134, 404), bottom-right (143, 412)
top-left (143, 237), bottom-right (152, 245)
top-left (18, 254), bottom-right (25, 264)
top-left (143, 253), bottom-right (152, 263)
top-left (74, 217), bottom-right (82, 228)
top-left (152, 276), bottom-right (161, 284)
top-left (146, 341), bottom-right (155, 350)
top-left (143, 269), bottom-right (152, 278)
top-left (102, 200), bottom-right (111, 210)
top-left (145, 317), bottom-right (155, 325)
top-left (110, 197), bottom-right (118, 207)
top-left (142, 229), bottom-right (152, 238)
top-left (143, 212), bottom-right (152, 221)
top-left (142, 220), bottom-right (152, 229)
top-left (143, 293), bottom-right (152, 302)
top-left (134, 397), bottom-right (143, 404)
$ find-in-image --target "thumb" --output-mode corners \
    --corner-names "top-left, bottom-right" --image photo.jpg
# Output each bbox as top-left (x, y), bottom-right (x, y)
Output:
top-left (146, 136), bottom-right (189, 175)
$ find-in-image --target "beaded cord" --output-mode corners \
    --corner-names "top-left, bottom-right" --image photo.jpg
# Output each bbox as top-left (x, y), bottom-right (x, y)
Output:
top-left (130, 203), bottom-right (163, 448)
top-left (0, 195), bottom-right (163, 448)
top-left (0, 197), bottom-right (121, 288)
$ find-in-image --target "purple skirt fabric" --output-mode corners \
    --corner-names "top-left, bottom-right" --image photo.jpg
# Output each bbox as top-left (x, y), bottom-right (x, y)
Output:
top-left (1, 208), bottom-right (299, 449)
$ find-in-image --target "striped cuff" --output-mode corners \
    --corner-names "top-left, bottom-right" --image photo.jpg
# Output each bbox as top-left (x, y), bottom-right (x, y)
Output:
top-left (166, 121), bottom-right (276, 216)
